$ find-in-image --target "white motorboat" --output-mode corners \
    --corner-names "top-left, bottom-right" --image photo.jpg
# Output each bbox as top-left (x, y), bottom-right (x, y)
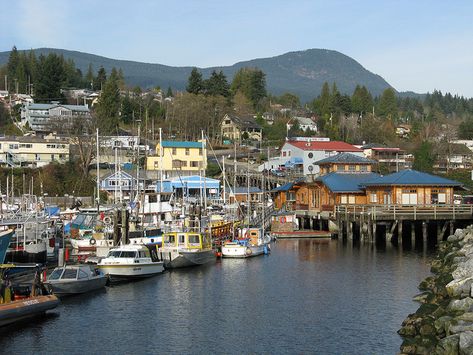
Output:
top-left (221, 227), bottom-right (271, 258)
top-left (97, 244), bottom-right (164, 281)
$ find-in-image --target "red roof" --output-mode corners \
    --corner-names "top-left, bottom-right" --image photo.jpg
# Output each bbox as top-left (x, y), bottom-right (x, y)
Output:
top-left (287, 140), bottom-right (362, 152)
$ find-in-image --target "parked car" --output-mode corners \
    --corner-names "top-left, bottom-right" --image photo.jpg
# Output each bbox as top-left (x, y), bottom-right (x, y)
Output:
top-left (271, 169), bottom-right (286, 177)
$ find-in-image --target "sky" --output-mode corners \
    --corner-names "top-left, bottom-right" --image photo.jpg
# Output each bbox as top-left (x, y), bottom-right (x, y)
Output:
top-left (1, 0), bottom-right (472, 97)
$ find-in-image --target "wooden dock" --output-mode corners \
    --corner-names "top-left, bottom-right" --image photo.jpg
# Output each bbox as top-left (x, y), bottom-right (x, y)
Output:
top-left (335, 204), bottom-right (473, 246)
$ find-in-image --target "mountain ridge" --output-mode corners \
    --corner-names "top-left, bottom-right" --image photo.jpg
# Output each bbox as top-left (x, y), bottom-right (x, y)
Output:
top-left (0, 47), bottom-right (408, 102)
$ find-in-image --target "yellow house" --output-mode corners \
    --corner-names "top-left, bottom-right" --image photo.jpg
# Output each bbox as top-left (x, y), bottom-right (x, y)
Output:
top-left (0, 136), bottom-right (70, 167)
top-left (146, 140), bottom-right (207, 178)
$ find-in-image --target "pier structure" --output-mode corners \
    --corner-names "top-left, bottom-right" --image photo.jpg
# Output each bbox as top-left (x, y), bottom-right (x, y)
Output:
top-left (335, 204), bottom-right (473, 246)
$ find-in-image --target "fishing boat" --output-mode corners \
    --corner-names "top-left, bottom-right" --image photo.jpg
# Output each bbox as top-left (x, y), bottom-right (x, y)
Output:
top-left (0, 229), bottom-right (14, 263)
top-left (158, 231), bottom-right (215, 269)
top-left (45, 264), bottom-right (107, 296)
top-left (221, 227), bottom-right (271, 258)
top-left (97, 244), bottom-right (164, 281)
top-left (0, 264), bottom-right (59, 327)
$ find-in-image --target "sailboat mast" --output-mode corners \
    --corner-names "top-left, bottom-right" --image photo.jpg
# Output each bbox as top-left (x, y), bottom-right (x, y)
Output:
top-left (202, 130), bottom-right (207, 212)
top-left (96, 128), bottom-right (100, 214)
top-left (222, 156), bottom-right (226, 205)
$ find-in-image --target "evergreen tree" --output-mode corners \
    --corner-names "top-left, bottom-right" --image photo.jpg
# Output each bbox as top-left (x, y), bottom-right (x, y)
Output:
top-left (231, 67), bottom-right (266, 110)
top-left (312, 82), bottom-right (331, 116)
top-left (95, 68), bottom-right (120, 134)
top-left (86, 64), bottom-right (94, 89)
top-left (378, 88), bottom-right (397, 119)
top-left (413, 141), bottom-right (434, 173)
top-left (166, 86), bottom-right (173, 97)
top-left (94, 67), bottom-right (107, 91)
top-left (186, 68), bottom-right (204, 94)
top-left (204, 70), bottom-right (230, 97)
top-left (34, 54), bottom-right (66, 102)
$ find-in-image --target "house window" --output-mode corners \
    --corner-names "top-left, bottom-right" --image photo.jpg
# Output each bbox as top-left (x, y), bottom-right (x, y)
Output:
top-left (185, 148), bottom-right (190, 156)
top-left (9, 144), bottom-right (18, 149)
top-left (283, 151), bottom-right (287, 157)
top-left (35, 154), bottom-right (40, 161)
top-left (370, 192), bottom-right (378, 203)
top-left (190, 161), bottom-right (199, 168)
top-left (348, 165), bottom-right (356, 172)
top-left (199, 148), bottom-right (202, 156)
top-left (348, 195), bottom-right (356, 204)
top-left (172, 148), bottom-right (177, 155)
top-left (308, 153), bottom-right (313, 159)
top-left (341, 195), bottom-right (348, 204)
top-left (51, 154), bottom-right (55, 160)
top-left (360, 165), bottom-right (368, 172)
top-left (154, 162), bottom-right (159, 169)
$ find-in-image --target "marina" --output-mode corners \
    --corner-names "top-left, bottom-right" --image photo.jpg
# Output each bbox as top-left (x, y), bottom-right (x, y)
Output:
top-left (0, 239), bottom-right (431, 354)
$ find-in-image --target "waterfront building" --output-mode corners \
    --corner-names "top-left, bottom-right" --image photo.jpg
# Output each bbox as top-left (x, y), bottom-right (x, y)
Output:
top-left (362, 169), bottom-right (463, 205)
top-left (0, 135), bottom-right (70, 167)
top-left (21, 102), bottom-right (91, 133)
top-left (262, 137), bottom-right (364, 176)
top-left (156, 175), bottom-right (220, 201)
top-left (220, 114), bottom-right (262, 144)
top-left (146, 140), bottom-right (206, 179)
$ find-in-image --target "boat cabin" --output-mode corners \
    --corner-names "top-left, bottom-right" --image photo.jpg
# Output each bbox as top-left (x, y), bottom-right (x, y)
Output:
top-left (49, 265), bottom-right (101, 281)
top-left (162, 232), bottom-right (211, 250)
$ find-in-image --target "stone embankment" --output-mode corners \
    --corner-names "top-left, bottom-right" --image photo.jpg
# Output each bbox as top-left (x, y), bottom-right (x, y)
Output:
top-left (399, 226), bottom-right (473, 354)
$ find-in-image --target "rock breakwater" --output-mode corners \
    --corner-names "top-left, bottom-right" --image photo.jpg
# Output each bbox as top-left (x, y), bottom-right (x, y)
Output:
top-left (399, 226), bottom-right (473, 354)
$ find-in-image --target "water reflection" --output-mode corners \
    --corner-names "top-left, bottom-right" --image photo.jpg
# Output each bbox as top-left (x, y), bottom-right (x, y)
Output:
top-left (1, 239), bottom-right (431, 354)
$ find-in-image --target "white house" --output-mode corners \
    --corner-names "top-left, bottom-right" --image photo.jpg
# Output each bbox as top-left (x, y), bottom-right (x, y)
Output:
top-left (21, 102), bottom-right (91, 132)
top-left (259, 137), bottom-right (363, 175)
top-left (286, 116), bottom-right (317, 133)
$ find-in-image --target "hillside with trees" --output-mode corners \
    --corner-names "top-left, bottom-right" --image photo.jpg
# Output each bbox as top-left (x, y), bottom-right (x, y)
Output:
top-left (0, 47), bottom-right (394, 101)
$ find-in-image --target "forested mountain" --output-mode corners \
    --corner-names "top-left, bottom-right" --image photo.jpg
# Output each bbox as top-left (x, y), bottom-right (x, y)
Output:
top-left (0, 48), bottom-right (394, 102)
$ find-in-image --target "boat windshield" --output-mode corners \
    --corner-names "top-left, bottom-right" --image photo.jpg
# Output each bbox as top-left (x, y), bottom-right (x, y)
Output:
top-left (49, 268), bottom-right (64, 280)
top-left (164, 234), bottom-right (175, 245)
top-left (107, 250), bottom-right (122, 258)
top-left (188, 234), bottom-right (200, 245)
top-left (61, 269), bottom-right (78, 279)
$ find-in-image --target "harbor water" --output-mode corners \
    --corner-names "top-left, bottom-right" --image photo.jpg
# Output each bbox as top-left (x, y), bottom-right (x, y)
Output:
top-left (0, 239), bottom-right (431, 354)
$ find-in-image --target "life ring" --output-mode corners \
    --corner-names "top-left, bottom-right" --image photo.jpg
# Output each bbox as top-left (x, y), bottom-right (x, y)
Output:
top-left (89, 238), bottom-right (96, 245)
top-left (280, 216), bottom-right (286, 223)
top-left (245, 247), bottom-right (252, 256)
top-left (103, 216), bottom-right (112, 225)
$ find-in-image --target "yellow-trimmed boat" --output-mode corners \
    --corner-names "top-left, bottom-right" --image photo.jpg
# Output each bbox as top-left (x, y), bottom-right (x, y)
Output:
top-left (158, 232), bottom-right (215, 269)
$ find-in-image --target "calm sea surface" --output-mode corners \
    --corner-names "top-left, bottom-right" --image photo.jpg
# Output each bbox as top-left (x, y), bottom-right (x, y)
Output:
top-left (0, 239), bottom-right (432, 354)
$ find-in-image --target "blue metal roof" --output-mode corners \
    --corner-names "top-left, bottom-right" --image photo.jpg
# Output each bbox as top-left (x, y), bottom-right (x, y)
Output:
top-left (314, 152), bottom-right (374, 165)
top-left (362, 169), bottom-right (462, 187)
top-left (170, 175), bottom-right (220, 189)
top-left (161, 141), bottom-right (203, 148)
top-left (271, 182), bottom-right (294, 192)
top-left (316, 172), bottom-right (381, 193)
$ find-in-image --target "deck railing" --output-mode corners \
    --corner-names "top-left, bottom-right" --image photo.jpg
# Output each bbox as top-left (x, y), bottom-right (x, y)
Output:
top-left (336, 204), bottom-right (473, 220)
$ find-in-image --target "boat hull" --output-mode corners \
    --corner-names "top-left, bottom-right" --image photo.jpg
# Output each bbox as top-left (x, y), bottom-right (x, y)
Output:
top-left (5, 249), bottom-right (47, 264)
top-left (221, 244), bottom-right (266, 258)
top-left (45, 276), bottom-right (108, 296)
top-left (98, 262), bottom-right (164, 281)
top-left (161, 249), bottom-right (215, 269)
top-left (0, 295), bottom-right (60, 327)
